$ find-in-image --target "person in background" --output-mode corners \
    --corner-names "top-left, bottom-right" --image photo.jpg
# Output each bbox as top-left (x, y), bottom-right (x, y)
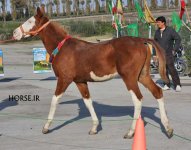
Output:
top-left (154, 16), bottom-right (182, 92)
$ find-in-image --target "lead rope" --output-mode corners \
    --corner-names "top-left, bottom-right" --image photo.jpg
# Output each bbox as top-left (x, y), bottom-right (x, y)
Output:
top-left (0, 37), bottom-right (15, 44)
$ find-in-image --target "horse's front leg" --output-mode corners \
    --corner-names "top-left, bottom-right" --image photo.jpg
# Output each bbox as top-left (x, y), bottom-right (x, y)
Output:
top-left (76, 82), bottom-right (99, 135)
top-left (42, 78), bottom-right (71, 134)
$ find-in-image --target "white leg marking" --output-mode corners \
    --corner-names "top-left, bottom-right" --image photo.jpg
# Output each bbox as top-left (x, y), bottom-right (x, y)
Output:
top-left (83, 98), bottom-right (99, 134)
top-left (128, 90), bottom-right (142, 137)
top-left (44, 94), bottom-right (63, 130)
top-left (157, 97), bottom-right (170, 130)
top-left (90, 71), bottom-right (118, 81)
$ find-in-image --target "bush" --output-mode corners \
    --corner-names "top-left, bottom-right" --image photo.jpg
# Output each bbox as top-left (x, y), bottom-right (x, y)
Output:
top-left (0, 21), bottom-right (20, 40)
top-left (61, 20), bottom-right (113, 37)
top-left (0, 21), bottom-right (40, 41)
top-left (179, 25), bottom-right (191, 72)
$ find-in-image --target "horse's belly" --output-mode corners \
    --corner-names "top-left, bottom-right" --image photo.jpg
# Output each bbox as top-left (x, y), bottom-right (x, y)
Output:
top-left (89, 71), bottom-right (118, 82)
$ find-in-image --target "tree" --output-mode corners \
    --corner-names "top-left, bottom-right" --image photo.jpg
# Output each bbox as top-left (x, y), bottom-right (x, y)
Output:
top-left (62, 0), bottom-right (66, 15)
top-left (47, 0), bottom-right (53, 17)
top-left (86, 0), bottom-right (91, 15)
top-left (175, 0), bottom-right (179, 8)
top-left (100, 0), bottom-right (108, 13)
top-left (80, 0), bottom-right (85, 15)
top-left (0, 0), bottom-right (6, 26)
top-left (54, 0), bottom-right (60, 16)
top-left (11, 0), bottom-right (28, 20)
top-left (128, 0), bottom-right (134, 11)
top-left (94, 0), bottom-right (100, 14)
top-left (11, 0), bottom-right (17, 20)
top-left (66, 0), bottom-right (71, 16)
top-left (73, 0), bottom-right (80, 16)
top-left (151, 0), bottom-right (157, 9)
top-left (105, 0), bottom-right (109, 13)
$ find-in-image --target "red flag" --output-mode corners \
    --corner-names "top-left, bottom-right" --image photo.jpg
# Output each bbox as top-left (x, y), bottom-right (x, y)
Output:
top-left (179, 0), bottom-right (186, 19)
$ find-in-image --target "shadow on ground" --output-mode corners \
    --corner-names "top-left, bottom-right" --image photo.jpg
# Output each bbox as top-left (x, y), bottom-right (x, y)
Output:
top-left (0, 98), bottom-right (18, 111)
top-left (47, 98), bottom-right (167, 136)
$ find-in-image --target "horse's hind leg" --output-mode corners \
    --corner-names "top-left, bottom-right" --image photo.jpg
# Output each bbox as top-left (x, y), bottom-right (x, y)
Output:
top-left (139, 74), bottom-right (173, 138)
top-left (76, 82), bottom-right (99, 135)
top-left (42, 78), bottom-right (72, 134)
top-left (120, 75), bottom-right (143, 139)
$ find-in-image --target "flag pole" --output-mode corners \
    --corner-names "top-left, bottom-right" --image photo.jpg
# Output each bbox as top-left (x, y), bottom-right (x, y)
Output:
top-left (182, 20), bottom-right (191, 32)
top-left (149, 24), bottom-right (152, 38)
top-left (185, 6), bottom-right (191, 26)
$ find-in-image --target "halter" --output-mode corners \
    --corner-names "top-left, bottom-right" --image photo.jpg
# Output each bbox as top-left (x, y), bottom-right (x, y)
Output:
top-left (19, 21), bottom-right (50, 37)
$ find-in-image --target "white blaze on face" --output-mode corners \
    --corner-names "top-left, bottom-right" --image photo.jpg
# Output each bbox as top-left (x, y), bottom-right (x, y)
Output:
top-left (13, 16), bottom-right (36, 40)
top-left (90, 71), bottom-right (118, 82)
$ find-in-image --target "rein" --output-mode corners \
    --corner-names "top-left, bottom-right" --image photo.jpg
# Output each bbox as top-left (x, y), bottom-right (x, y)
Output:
top-left (19, 21), bottom-right (50, 37)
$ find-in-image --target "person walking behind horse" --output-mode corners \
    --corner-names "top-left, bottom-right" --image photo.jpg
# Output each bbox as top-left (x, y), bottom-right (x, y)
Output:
top-left (154, 16), bottom-right (181, 92)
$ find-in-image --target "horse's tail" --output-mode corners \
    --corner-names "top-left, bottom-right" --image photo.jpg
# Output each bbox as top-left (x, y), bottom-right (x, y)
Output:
top-left (146, 39), bottom-right (169, 83)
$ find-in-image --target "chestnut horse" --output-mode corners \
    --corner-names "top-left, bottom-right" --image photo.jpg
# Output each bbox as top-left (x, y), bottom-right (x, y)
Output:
top-left (13, 7), bottom-right (173, 138)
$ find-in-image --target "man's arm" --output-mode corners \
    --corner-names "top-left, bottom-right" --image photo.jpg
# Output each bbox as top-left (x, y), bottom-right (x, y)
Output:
top-left (154, 31), bottom-right (158, 41)
top-left (171, 28), bottom-right (181, 51)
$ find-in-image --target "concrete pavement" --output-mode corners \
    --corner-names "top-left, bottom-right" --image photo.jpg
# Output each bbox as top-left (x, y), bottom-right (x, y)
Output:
top-left (0, 41), bottom-right (191, 150)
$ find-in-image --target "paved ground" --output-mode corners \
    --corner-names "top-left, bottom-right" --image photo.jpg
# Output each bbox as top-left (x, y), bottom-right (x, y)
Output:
top-left (0, 41), bottom-right (191, 150)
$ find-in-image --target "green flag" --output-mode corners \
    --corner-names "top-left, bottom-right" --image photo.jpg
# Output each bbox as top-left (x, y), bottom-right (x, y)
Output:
top-left (108, 2), bottom-right (112, 14)
top-left (127, 23), bottom-right (139, 37)
top-left (172, 12), bottom-right (182, 32)
top-left (135, 1), bottom-right (145, 23)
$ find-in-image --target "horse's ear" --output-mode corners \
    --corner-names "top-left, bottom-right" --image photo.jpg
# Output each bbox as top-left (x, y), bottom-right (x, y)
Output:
top-left (36, 7), bottom-right (44, 18)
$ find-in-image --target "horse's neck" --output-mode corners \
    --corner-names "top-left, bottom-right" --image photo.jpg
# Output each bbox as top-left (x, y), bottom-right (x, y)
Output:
top-left (39, 23), bottom-right (66, 55)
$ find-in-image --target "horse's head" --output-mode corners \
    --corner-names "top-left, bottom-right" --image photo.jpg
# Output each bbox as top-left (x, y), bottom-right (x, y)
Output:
top-left (13, 7), bottom-right (50, 40)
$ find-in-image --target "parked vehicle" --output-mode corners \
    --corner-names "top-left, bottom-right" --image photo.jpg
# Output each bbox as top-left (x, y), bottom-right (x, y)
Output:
top-left (151, 45), bottom-right (188, 76)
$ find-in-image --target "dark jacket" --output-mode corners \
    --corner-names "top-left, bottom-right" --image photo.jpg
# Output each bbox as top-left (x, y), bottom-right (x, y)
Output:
top-left (154, 26), bottom-right (181, 56)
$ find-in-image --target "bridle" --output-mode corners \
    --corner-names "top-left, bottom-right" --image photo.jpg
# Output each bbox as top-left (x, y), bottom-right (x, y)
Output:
top-left (19, 21), bottom-right (50, 37)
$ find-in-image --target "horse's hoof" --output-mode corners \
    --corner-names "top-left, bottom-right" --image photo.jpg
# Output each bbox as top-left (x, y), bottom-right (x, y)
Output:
top-left (123, 133), bottom-right (134, 139)
top-left (166, 128), bottom-right (174, 139)
top-left (42, 128), bottom-right (49, 134)
top-left (124, 129), bottom-right (134, 139)
top-left (89, 130), bottom-right (97, 135)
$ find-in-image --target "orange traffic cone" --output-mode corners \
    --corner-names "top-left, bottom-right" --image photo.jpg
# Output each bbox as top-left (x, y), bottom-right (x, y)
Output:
top-left (132, 116), bottom-right (146, 150)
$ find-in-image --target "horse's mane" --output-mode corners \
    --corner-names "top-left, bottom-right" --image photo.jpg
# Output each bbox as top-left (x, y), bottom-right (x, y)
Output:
top-left (50, 21), bottom-right (68, 37)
